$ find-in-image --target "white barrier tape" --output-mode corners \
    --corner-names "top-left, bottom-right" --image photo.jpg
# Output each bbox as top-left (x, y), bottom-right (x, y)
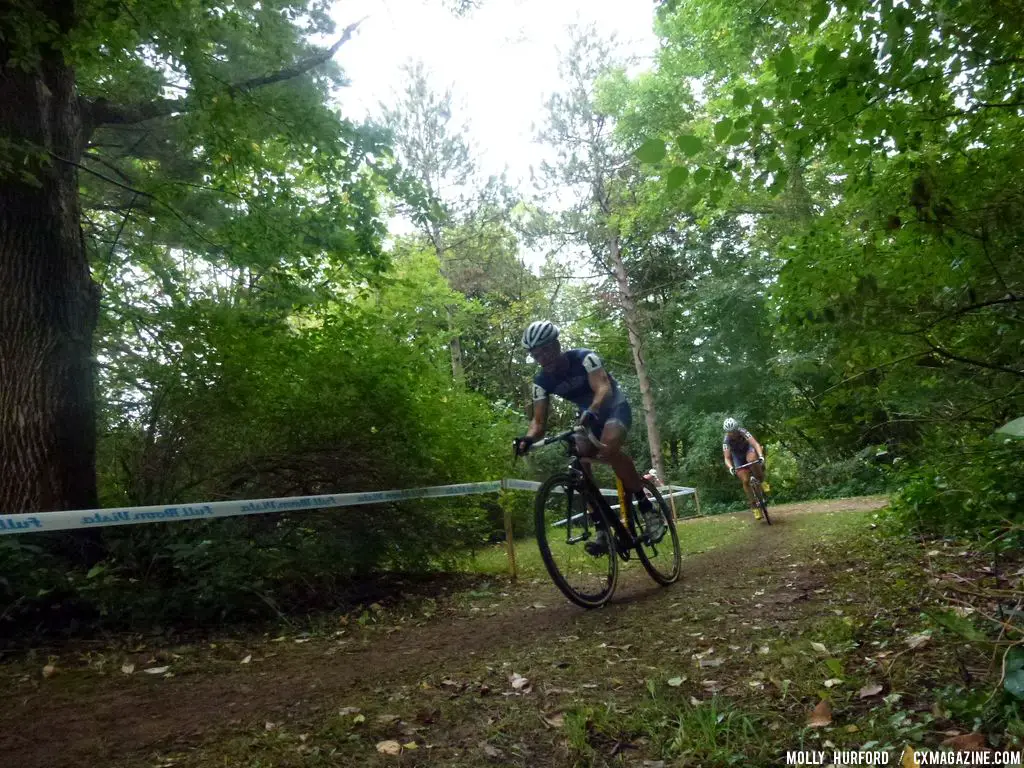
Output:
top-left (0, 481), bottom-right (503, 536)
top-left (501, 479), bottom-right (543, 492)
top-left (0, 480), bottom-right (696, 536)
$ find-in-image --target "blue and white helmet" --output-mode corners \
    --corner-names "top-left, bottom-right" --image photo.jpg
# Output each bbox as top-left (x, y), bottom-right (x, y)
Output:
top-left (723, 417), bottom-right (740, 432)
top-left (521, 320), bottom-right (560, 350)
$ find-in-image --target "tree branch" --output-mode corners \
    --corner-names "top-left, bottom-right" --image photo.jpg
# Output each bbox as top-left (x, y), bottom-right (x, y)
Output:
top-left (925, 338), bottom-right (1024, 378)
top-left (50, 152), bottom-right (223, 252)
top-left (86, 18), bottom-right (366, 130)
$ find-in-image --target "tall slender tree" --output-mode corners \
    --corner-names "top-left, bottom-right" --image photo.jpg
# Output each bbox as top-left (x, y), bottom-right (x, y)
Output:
top-left (535, 27), bottom-right (667, 479)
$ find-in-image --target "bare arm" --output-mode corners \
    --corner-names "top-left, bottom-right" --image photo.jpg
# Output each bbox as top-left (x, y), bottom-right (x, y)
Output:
top-left (585, 368), bottom-right (613, 413)
top-left (749, 434), bottom-right (764, 459)
top-left (723, 446), bottom-right (734, 469)
top-left (526, 398), bottom-right (548, 440)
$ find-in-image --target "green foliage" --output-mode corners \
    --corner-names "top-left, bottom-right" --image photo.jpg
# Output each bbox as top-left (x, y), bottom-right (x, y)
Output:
top-left (890, 437), bottom-right (1024, 535)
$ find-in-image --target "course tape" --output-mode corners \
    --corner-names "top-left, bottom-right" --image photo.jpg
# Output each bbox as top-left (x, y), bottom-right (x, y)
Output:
top-left (0, 480), bottom-right (695, 536)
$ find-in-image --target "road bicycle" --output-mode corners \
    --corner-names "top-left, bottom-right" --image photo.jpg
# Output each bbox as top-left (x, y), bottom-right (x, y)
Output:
top-left (734, 457), bottom-right (771, 525)
top-left (522, 426), bottom-right (681, 608)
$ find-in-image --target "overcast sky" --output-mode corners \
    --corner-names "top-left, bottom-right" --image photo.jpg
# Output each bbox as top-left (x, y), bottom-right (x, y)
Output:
top-left (329, 0), bottom-right (659, 187)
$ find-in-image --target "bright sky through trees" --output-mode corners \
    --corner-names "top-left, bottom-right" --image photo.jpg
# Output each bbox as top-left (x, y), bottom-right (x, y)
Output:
top-left (330, 0), bottom-right (658, 184)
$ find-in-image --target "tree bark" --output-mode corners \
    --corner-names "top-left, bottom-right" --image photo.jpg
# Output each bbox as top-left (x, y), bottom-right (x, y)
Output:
top-left (0, 1), bottom-right (101, 519)
top-left (607, 231), bottom-right (666, 481)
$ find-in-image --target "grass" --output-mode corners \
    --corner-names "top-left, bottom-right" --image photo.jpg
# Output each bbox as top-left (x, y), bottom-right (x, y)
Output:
top-left (464, 508), bottom-right (756, 579)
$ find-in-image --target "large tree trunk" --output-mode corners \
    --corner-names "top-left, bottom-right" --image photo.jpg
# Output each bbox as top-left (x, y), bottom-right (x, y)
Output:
top-left (608, 231), bottom-right (666, 482)
top-left (0, 2), bottom-right (101, 520)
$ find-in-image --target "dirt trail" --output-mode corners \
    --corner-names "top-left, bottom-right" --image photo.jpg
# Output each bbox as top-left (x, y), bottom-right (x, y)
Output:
top-left (0, 496), bottom-right (888, 768)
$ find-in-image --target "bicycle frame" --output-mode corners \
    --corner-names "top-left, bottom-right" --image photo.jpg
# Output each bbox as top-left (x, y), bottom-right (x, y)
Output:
top-left (536, 427), bottom-right (639, 560)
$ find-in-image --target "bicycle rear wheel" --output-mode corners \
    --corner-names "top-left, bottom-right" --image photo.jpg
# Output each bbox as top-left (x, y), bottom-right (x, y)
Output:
top-left (630, 479), bottom-right (681, 585)
top-left (535, 473), bottom-right (618, 608)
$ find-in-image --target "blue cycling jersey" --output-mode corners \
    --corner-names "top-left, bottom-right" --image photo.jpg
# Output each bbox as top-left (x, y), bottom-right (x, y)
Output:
top-left (532, 349), bottom-right (627, 412)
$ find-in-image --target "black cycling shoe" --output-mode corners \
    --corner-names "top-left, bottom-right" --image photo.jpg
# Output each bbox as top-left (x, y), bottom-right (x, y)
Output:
top-left (585, 529), bottom-right (609, 556)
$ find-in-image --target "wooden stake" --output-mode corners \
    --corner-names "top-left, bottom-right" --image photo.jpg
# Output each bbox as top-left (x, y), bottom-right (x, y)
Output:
top-left (503, 499), bottom-right (518, 581)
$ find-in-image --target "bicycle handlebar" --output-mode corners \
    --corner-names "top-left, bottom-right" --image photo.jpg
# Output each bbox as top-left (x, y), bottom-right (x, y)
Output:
top-left (539, 425), bottom-right (604, 450)
top-left (733, 457), bottom-right (765, 471)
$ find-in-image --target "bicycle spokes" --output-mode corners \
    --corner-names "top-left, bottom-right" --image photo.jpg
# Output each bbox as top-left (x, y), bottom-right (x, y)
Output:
top-left (534, 474), bottom-right (617, 608)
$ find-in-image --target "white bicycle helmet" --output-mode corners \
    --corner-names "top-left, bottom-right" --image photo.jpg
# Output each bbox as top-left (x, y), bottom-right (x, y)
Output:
top-left (723, 417), bottom-right (740, 432)
top-left (521, 320), bottom-right (560, 350)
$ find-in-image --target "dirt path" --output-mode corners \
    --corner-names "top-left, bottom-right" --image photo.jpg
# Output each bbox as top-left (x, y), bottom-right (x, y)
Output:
top-left (0, 496), bottom-right (889, 768)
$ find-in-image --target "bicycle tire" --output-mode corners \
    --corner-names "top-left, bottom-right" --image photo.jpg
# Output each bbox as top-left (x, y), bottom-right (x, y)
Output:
top-left (629, 479), bottom-right (682, 585)
top-left (753, 480), bottom-right (771, 525)
top-left (534, 473), bottom-right (618, 608)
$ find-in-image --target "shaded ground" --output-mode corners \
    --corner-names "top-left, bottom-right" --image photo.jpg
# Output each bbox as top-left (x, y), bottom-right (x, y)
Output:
top-left (5, 494), bottom-right (1014, 768)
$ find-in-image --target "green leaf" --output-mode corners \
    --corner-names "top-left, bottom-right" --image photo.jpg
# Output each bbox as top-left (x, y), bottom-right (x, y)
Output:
top-left (86, 565), bottom-right (105, 580)
top-left (808, 1), bottom-right (828, 32)
top-left (666, 166), bottom-right (689, 191)
top-left (825, 658), bottom-right (843, 677)
top-left (693, 167), bottom-right (711, 185)
top-left (732, 88), bottom-right (751, 109)
top-left (635, 138), bottom-right (667, 164)
top-left (676, 134), bottom-right (704, 156)
top-left (1005, 647), bottom-right (1024, 700)
top-left (775, 45), bottom-right (796, 77)
top-left (996, 417), bottom-right (1024, 439)
top-left (713, 119), bottom-right (733, 142)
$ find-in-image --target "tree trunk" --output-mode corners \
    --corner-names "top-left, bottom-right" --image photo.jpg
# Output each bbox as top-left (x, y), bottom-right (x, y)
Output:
top-left (0, 2), bottom-right (101, 521)
top-left (431, 228), bottom-right (465, 384)
top-left (607, 231), bottom-right (666, 481)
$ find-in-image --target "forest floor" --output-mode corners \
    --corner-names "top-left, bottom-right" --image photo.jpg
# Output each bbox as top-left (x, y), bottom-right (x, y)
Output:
top-left (3, 494), bottom-right (1022, 768)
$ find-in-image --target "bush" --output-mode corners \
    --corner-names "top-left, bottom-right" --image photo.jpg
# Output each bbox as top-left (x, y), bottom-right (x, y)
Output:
top-left (890, 435), bottom-right (1023, 535)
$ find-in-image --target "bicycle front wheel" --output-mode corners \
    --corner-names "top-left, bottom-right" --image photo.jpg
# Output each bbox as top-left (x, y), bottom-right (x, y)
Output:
top-left (753, 481), bottom-right (771, 525)
top-left (535, 473), bottom-right (618, 608)
top-left (630, 479), bottom-right (682, 585)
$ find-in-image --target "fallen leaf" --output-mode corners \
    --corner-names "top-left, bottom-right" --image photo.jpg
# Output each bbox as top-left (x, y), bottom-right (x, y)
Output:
top-left (699, 658), bottom-right (723, 668)
top-left (905, 633), bottom-right (930, 650)
top-left (121, 663), bottom-right (135, 675)
top-left (810, 642), bottom-right (830, 655)
top-left (481, 742), bottom-right (503, 758)
top-left (376, 714), bottom-right (400, 725)
top-left (532, 603), bottom-right (546, 609)
top-left (338, 706), bottom-right (361, 716)
top-left (542, 711), bottom-right (565, 728)
top-left (859, 683), bottom-right (884, 698)
top-left (689, 696), bottom-right (702, 706)
top-left (758, 646), bottom-right (770, 655)
top-left (240, 655), bottom-right (252, 664)
top-left (42, 664), bottom-right (57, 679)
top-left (902, 745), bottom-right (920, 768)
top-left (402, 742), bottom-right (418, 750)
top-left (144, 666), bottom-right (170, 675)
top-left (824, 678), bottom-right (844, 688)
top-left (701, 680), bottom-right (721, 691)
top-left (509, 673), bottom-right (530, 691)
top-left (376, 740), bottom-right (402, 756)
top-left (265, 722), bottom-right (277, 731)
top-left (846, 725), bottom-right (859, 733)
top-left (807, 700), bottom-right (832, 728)
top-left (643, 762), bottom-right (666, 768)
top-left (941, 732), bottom-right (988, 751)
top-left (353, 714), bottom-right (366, 724)
top-left (667, 676), bottom-right (686, 687)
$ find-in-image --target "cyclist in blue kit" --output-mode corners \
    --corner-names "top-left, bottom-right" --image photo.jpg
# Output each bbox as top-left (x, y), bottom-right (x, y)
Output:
top-left (513, 320), bottom-right (665, 554)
